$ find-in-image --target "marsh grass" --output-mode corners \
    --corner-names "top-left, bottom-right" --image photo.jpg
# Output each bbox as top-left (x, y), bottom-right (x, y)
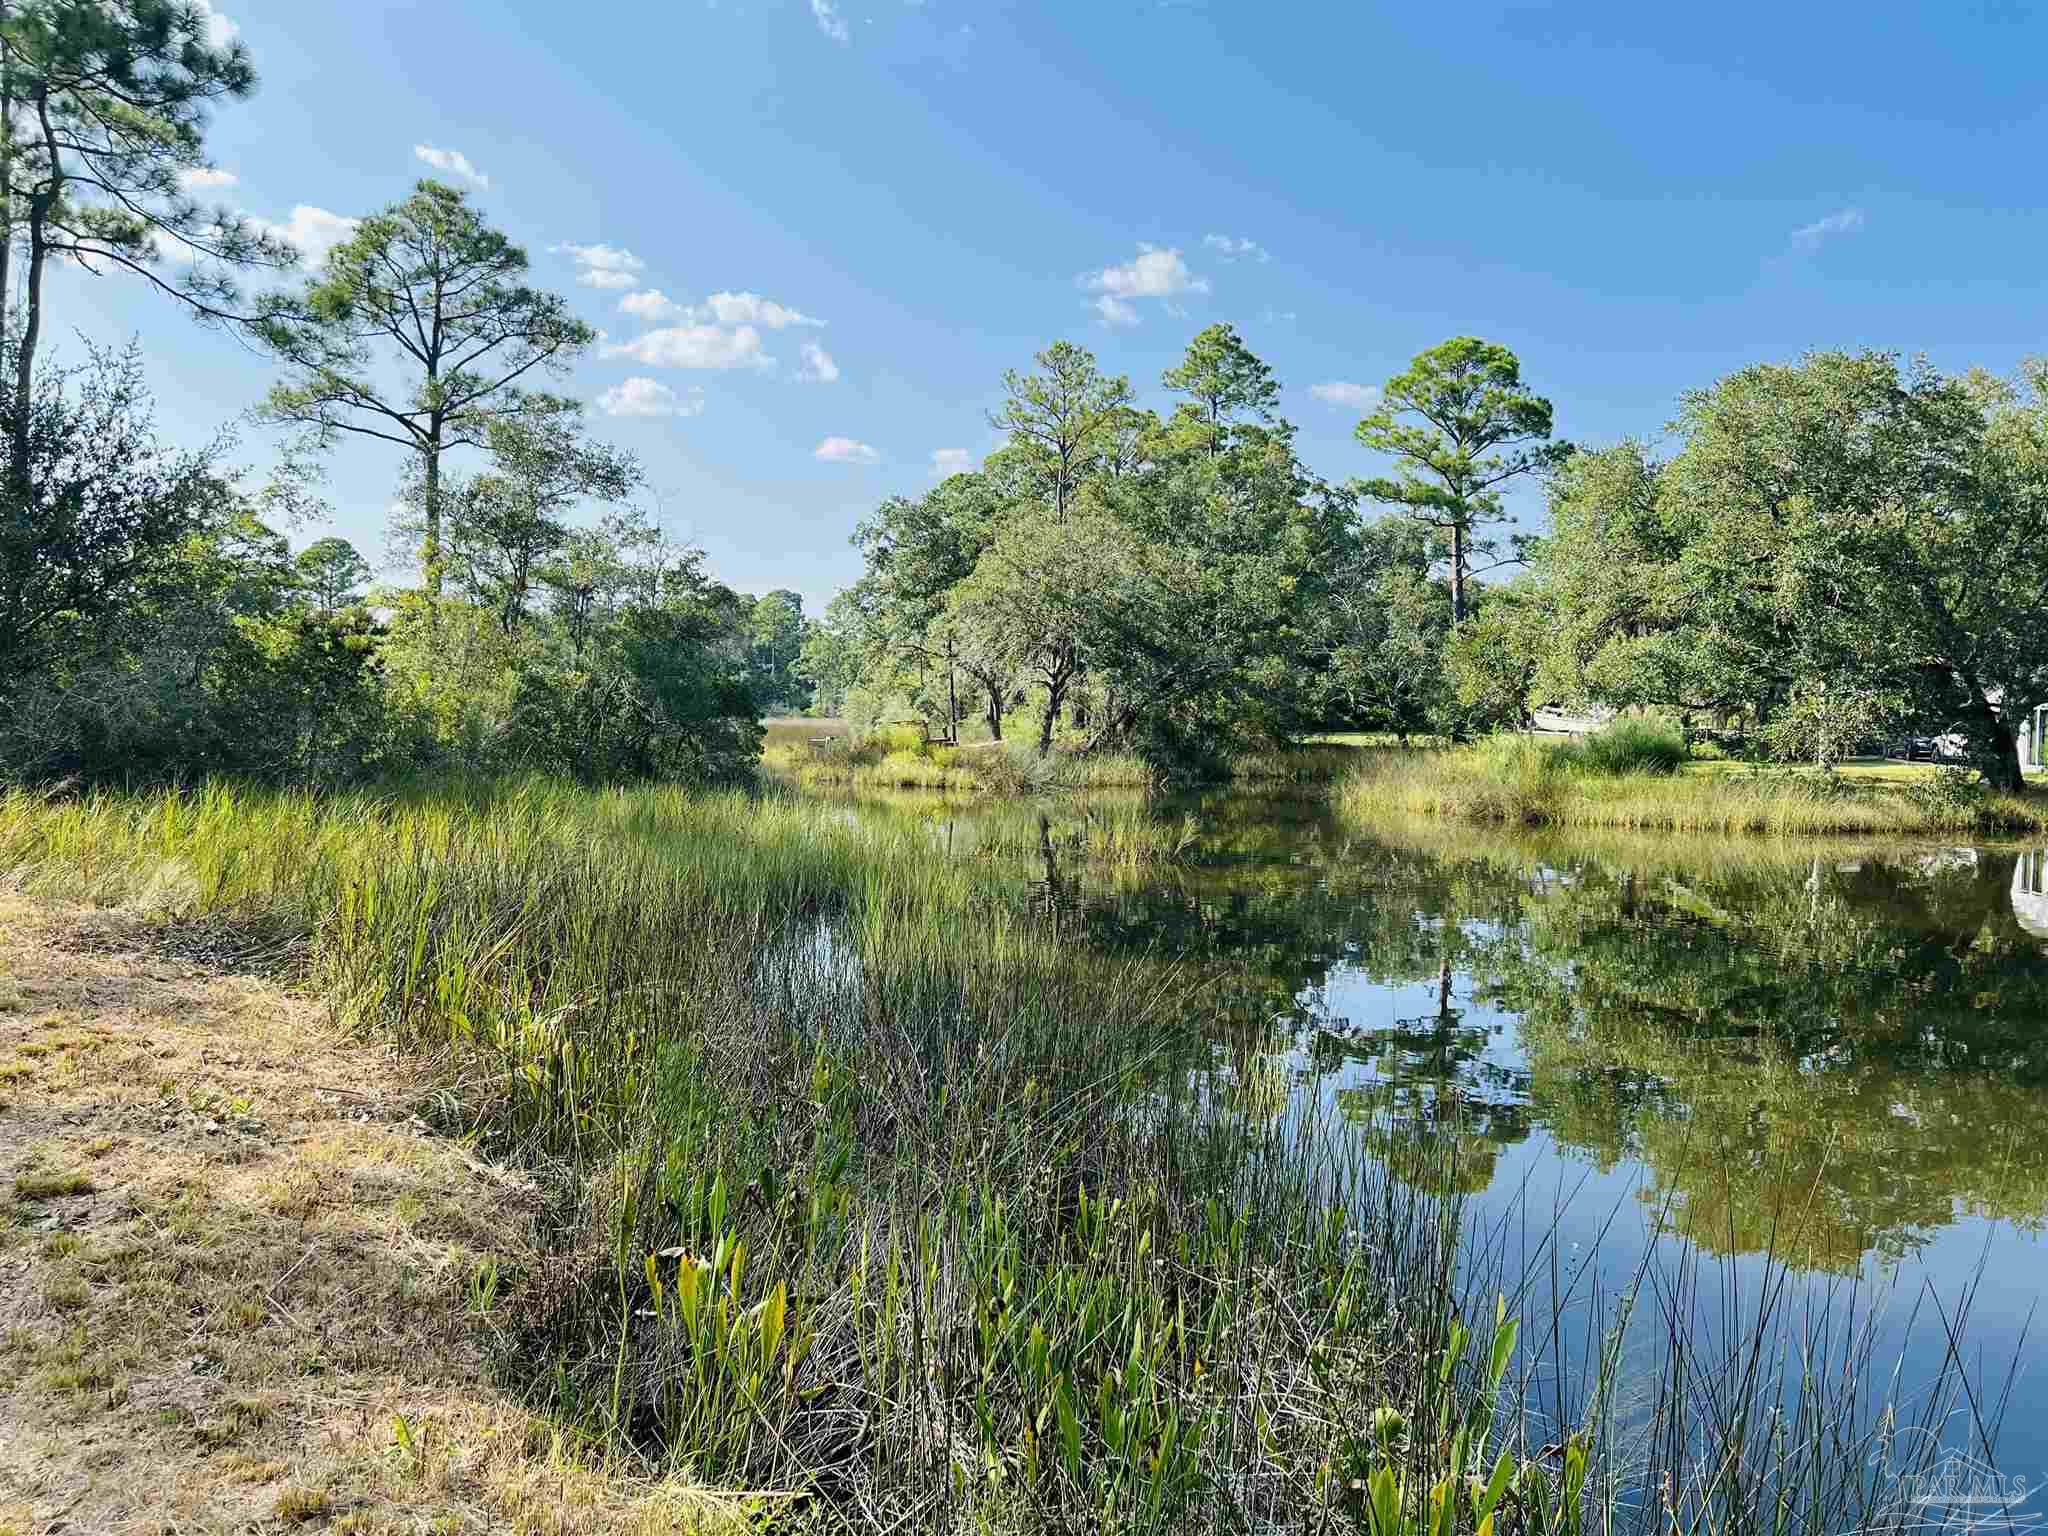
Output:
top-left (0, 779), bottom-right (2017, 1532)
top-left (1340, 738), bottom-right (2048, 835)
top-left (763, 731), bottom-right (1361, 798)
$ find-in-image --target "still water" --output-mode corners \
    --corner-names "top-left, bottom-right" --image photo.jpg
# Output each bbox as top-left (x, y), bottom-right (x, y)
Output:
top-left (841, 790), bottom-right (2048, 1485)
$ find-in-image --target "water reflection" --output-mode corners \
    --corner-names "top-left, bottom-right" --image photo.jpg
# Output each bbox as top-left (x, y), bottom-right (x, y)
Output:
top-left (832, 791), bottom-right (2048, 1274)
top-left (816, 789), bottom-right (2048, 1479)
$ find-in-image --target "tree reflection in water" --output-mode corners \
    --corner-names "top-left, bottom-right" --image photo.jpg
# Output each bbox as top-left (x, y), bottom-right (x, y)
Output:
top-left (829, 790), bottom-right (2048, 1272)
top-left (910, 792), bottom-right (2048, 1273)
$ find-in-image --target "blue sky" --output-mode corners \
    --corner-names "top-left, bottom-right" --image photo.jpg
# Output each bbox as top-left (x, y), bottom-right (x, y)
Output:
top-left (50, 0), bottom-right (2048, 613)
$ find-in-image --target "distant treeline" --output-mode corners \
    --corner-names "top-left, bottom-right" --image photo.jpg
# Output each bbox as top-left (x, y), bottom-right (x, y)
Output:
top-left (5, 2), bottom-right (2046, 794)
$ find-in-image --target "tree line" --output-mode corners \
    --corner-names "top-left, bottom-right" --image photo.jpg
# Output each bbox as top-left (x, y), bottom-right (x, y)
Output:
top-left (801, 328), bottom-right (1565, 777)
top-left (813, 327), bottom-right (2048, 791)
top-left (4, 2), bottom-right (2045, 795)
top-left (0, 3), bottom-right (804, 787)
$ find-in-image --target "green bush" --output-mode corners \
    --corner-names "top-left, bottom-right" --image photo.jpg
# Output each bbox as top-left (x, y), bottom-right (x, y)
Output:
top-left (1570, 718), bottom-right (1686, 777)
top-left (868, 722), bottom-right (927, 755)
top-left (1897, 765), bottom-right (1989, 822)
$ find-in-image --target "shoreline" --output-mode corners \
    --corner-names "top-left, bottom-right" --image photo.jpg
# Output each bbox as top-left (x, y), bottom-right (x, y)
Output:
top-left (1338, 746), bottom-right (2048, 838)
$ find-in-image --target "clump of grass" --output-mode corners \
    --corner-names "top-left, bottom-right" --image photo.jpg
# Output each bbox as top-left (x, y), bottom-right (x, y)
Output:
top-left (273, 1485), bottom-right (332, 1522)
top-left (1567, 717), bottom-right (1687, 776)
top-left (763, 727), bottom-right (988, 792)
top-left (772, 738), bottom-right (1359, 800)
top-left (966, 800), bottom-right (1203, 869)
top-left (1225, 743), bottom-right (1364, 784)
top-left (975, 744), bottom-right (1158, 794)
top-left (15, 1170), bottom-right (95, 1200)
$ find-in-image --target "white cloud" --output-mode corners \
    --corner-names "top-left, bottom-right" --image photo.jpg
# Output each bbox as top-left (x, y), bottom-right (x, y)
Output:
top-left (597, 377), bottom-right (704, 418)
top-left (193, 0), bottom-right (237, 48)
top-left (689, 291), bottom-right (823, 329)
top-left (554, 242), bottom-right (645, 289)
top-left (1081, 244), bottom-right (1207, 325)
top-left (414, 144), bottom-right (490, 189)
top-left (601, 279), bottom-right (825, 374)
top-left (253, 205), bottom-right (360, 268)
top-left (1309, 381), bottom-right (1381, 411)
top-left (1791, 207), bottom-right (1865, 247)
top-left (1086, 244), bottom-right (1209, 299)
top-left (601, 324), bottom-right (770, 370)
top-left (811, 0), bottom-right (851, 42)
top-left (798, 341), bottom-right (840, 383)
top-left (178, 166), bottom-right (237, 191)
top-left (931, 448), bottom-right (975, 476)
top-left (1092, 294), bottom-right (1139, 327)
top-left (815, 436), bottom-right (879, 464)
top-left (620, 288), bottom-right (823, 334)
top-left (1203, 233), bottom-right (1269, 263)
top-left (619, 288), bottom-right (683, 322)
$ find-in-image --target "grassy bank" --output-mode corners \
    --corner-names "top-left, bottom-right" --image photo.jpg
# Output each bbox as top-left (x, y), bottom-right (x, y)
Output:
top-left (0, 779), bottom-right (2001, 1532)
top-left (0, 893), bottom-right (745, 1533)
top-left (763, 722), bottom-right (1361, 796)
top-left (1338, 733), bottom-right (2048, 835)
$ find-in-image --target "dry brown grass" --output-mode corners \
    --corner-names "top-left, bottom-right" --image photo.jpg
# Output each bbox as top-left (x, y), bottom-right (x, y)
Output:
top-left (0, 892), bottom-right (751, 1536)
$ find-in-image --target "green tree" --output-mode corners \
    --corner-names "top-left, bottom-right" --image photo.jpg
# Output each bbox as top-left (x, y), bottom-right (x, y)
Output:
top-left (1321, 517), bottom-right (1451, 742)
top-left (1539, 352), bottom-right (2048, 788)
top-left (1102, 327), bottom-right (1351, 761)
top-left (0, 0), bottom-right (294, 482)
top-left (537, 506), bottom-right (666, 665)
top-left (830, 328), bottom-right (1356, 773)
top-left (293, 536), bottom-right (371, 610)
top-left (1676, 352), bottom-right (2048, 788)
top-left (949, 506), bottom-right (1131, 754)
top-left (430, 414), bottom-right (641, 631)
top-left (1354, 337), bottom-right (1569, 625)
top-left (254, 181), bottom-right (593, 594)
top-left (1, 465), bottom-right (397, 787)
top-left (797, 589), bottom-right (867, 719)
top-left (748, 589), bottom-right (806, 710)
top-left (0, 343), bottom-right (216, 686)
top-left (988, 340), bottom-right (1133, 523)
top-left (1443, 582), bottom-right (1543, 734)
top-left (1525, 442), bottom-right (1697, 716)
top-left (930, 603), bottom-right (1018, 741)
top-left (847, 469), bottom-right (1007, 731)
top-left (1159, 321), bottom-right (1279, 459)
top-left (507, 542), bottom-right (761, 784)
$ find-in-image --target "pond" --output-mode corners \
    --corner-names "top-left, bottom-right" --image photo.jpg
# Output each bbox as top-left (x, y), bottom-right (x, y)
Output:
top-left (827, 788), bottom-right (2048, 1492)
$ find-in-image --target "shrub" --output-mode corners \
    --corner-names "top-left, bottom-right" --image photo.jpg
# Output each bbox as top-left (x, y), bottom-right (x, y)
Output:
top-left (1571, 718), bottom-right (1686, 777)
top-left (873, 749), bottom-right (951, 787)
top-left (1898, 765), bottom-right (1989, 822)
top-left (867, 722), bottom-right (927, 755)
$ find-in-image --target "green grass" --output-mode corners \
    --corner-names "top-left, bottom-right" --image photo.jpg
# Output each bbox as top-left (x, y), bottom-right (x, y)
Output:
top-left (0, 777), bottom-right (2001, 1532)
top-left (763, 730), bottom-right (1360, 798)
top-left (760, 716), bottom-right (849, 752)
top-left (15, 1170), bottom-right (95, 1200)
top-left (0, 779), bottom-right (1454, 1528)
top-left (1338, 736), bottom-right (2048, 835)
